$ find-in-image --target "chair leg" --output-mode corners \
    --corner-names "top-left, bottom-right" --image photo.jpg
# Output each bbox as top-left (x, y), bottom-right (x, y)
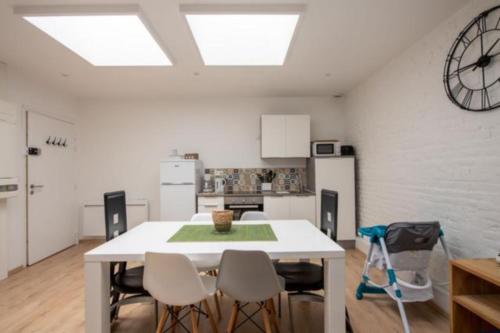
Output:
top-left (156, 306), bottom-right (169, 333)
top-left (190, 306), bottom-right (199, 333)
top-left (396, 299), bottom-right (411, 333)
top-left (226, 301), bottom-right (239, 333)
top-left (172, 306), bottom-right (181, 333)
top-left (155, 300), bottom-right (159, 327)
top-left (278, 293), bottom-right (282, 318)
top-left (260, 302), bottom-right (273, 333)
top-left (267, 299), bottom-right (280, 333)
top-left (214, 293), bottom-right (222, 321)
top-left (203, 299), bottom-right (220, 333)
top-left (287, 294), bottom-right (295, 333)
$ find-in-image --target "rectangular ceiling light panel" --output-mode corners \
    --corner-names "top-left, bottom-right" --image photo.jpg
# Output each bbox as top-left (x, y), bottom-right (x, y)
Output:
top-left (185, 14), bottom-right (300, 66)
top-left (23, 15), bottom-right (171, 66)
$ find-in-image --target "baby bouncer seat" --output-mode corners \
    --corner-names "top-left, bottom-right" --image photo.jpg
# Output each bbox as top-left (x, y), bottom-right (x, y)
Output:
top-left (356, 222), bottom-right (451, 333)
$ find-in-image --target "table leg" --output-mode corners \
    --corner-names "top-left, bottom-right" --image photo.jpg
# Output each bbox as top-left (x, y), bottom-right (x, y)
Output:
top-left (324, 257), bottom-right (345, 333)
top-left (85, 261), bottom-right (110, 333)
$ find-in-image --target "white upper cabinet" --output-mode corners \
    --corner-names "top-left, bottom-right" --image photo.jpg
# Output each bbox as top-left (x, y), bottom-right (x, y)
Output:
top-left (285, 115), bottom-right (310, 157)
top-left (261, 115), bottom-right (286, 158)
top-left (261, 114), bottom-right (310, 158)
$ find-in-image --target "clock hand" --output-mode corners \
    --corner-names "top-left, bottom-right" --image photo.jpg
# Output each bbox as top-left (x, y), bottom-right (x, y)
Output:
top-left (485, 38), bottom-right (500, 56)
top-left (473, 38), bottom-right (500, 71)
top-left (452, 61), bottom-right (479, 76)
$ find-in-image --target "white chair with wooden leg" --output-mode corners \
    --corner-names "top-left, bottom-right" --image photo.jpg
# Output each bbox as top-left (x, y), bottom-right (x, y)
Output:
top-left (189, 213), bottom-right (222, 314)
top-left (143, 252), bottom-right (220, 333)
top-left (240, 211), bottom-right (269, 221)
top-left (217, 250), bottom-right (284, 333)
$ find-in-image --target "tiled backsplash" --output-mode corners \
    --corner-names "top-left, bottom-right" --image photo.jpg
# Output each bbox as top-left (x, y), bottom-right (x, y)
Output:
top-left (204, 168), bottom-right (307, 192)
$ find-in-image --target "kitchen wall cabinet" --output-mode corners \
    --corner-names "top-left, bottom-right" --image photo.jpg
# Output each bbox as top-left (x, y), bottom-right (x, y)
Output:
top-left (264, 195), bottom-right (316, 224)
top-left (197, 197), bottom-right (224, 213)
top-left (261, 115), bottom-right (310, 158)
top-left (261, 115), bottom-right (286, 158)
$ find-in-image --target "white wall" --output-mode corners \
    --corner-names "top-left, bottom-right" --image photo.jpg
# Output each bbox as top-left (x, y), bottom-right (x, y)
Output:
top-left (77, 97), bottom-right (345, 220)
top-left (0, 62), bottom-right (77, 270)
top-left (344, 0), bottom-right (500, 310)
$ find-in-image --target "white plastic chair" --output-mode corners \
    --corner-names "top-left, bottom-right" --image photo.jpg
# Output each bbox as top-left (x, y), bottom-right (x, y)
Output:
top-left (144, 252), bottom-right (220, 333)
top-left (240, 211), bottom-right (269, 221)
top-left (217, 250), bottom-right (284, 333)
top-left (189, 213), bottom-right (220, 272)
top-left (190, 213), bottom-right (213, 222)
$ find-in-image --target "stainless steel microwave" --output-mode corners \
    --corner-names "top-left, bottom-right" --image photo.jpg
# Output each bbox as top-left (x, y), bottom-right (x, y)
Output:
top-left (311, 141), bottom-right (341, 157)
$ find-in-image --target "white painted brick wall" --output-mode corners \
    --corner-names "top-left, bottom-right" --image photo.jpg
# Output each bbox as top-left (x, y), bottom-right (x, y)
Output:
top-left (345, 0), bottom-right (500, 311)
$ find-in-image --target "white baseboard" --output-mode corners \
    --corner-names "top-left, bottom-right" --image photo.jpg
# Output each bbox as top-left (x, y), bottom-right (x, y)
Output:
top-left (354, 236), bottom-right (449, 314)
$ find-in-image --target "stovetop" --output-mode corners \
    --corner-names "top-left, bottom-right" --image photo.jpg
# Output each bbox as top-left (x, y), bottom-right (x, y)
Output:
top-left (224, 190), bottom-right (263, 195)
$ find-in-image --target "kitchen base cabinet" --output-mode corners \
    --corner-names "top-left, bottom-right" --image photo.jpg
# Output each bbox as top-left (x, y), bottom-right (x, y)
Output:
top-left (197, 197), bottom-right (224, 214)
top-left (290, 196), bottom-right (316, 224)
top-left (264, 196), bottom-right (316, 225)
top-left (264, 197), bottom-right (290, 220)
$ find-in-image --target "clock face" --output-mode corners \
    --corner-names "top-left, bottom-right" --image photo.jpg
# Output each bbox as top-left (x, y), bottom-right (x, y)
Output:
top-left (444, 5), bottom-right (500, 111)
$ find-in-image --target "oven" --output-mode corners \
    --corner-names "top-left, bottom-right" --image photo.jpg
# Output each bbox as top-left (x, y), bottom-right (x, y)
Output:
top-left (224, 196), bottom-right (264, 221)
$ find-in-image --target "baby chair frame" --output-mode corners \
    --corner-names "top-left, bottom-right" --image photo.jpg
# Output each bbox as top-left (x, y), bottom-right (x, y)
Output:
top-left (356, 225), bottom-right (451, 333)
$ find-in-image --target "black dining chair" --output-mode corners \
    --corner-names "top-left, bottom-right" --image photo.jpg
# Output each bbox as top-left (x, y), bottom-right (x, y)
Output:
top-left (274, 189), bottom-right (353, 333)
top-left (104, 191), bottom-right (153, 321)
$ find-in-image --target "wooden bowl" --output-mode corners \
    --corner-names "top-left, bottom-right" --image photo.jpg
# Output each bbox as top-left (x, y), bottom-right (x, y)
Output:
top-left (212, 210), bottom-right (233, 232)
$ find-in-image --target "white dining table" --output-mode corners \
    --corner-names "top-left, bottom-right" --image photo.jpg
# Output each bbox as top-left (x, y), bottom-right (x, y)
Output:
top-left (84, 220), bottom-right (346, 333)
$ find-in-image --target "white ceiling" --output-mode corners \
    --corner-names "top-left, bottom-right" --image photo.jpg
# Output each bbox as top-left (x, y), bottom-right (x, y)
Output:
top-left (0, 0), bottom-right (469, 99)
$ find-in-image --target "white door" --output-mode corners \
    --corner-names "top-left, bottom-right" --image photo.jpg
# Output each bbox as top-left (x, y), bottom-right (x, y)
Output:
top-left (27, 111), bottom-right (77, 265)
top-left (261, 115), bottom-right (286, 158)
top-left (161, 184), bottom-right (196, 221)
top-left (264, 196), bottom-right (290, 219)
top-left (285, 115), bottom-right (310, 157)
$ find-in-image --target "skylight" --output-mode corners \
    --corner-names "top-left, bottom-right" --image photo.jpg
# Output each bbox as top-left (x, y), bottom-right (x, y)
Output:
top-left (22, 15), bottom-right (172, 66)
top-left (185, 14), bottom-right (300, 66)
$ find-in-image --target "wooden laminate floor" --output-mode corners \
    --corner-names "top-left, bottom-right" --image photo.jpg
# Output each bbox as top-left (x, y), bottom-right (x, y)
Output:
top-left (0, 240), bottom-right (448, 333)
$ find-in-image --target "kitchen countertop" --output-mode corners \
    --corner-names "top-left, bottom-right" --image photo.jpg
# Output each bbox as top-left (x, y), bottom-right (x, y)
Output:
top-left (197, 189), bottom-right (315, 197)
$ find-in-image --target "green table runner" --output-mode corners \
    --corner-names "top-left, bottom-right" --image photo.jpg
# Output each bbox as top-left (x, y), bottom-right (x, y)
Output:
top-left (168, 224), bottom-right (277, 242)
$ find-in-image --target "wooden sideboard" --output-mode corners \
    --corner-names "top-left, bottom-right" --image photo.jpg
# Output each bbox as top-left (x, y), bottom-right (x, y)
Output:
top-left (450, 259), bottom-right (500, 333)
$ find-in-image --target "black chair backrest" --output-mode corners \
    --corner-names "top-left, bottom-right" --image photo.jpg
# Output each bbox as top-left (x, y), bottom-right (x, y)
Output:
top-left (104, 191), bottom-right (127, 241)
top-left (104, 191), bottom-right (128, 281)
top-left (320, 189), bottom-right (338, 242)
top-left (384, 222), bottom-right (441, 253)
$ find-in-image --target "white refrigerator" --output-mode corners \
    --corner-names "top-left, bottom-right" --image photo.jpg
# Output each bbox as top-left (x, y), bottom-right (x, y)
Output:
top-left (160, 159), bottom-right (203, 221)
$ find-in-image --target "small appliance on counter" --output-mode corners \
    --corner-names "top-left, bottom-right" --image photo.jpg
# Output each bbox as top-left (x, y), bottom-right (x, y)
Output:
top-left (311, 140), bottom-right (341, 157)
top-left (214, 170), bottom-right (226, 193)
top-left (202, 173), bottom-right (213, 193)
top-left (341, 145), bottom-right (355, 156)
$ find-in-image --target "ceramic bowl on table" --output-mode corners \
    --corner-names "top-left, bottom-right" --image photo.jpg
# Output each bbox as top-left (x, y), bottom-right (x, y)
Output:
top-left (212, 210), bottom-right (233, 232)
